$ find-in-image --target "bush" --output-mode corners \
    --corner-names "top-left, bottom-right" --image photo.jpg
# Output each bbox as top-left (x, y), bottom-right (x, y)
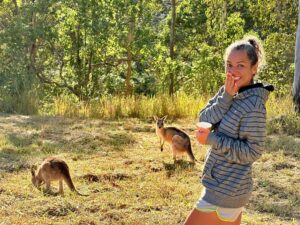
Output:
top-left (267, 114), bottom-right (300, 136)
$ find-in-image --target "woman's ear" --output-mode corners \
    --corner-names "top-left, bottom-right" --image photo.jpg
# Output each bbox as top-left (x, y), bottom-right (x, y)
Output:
top-left (251, 63), bottom-right (258, 76)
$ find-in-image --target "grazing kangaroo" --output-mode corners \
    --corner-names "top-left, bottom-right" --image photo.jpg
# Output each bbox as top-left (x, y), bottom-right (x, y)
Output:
top-left (154, 116), bottom-right (196, 163)
top-left (31, 157), bottom-right (86, 196)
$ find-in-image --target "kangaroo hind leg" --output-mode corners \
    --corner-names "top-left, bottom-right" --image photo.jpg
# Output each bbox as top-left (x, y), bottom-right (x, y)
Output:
top-left (172, 135), bottom-right (186, 163)
top-left (59, 180), bottom-right (64, 195)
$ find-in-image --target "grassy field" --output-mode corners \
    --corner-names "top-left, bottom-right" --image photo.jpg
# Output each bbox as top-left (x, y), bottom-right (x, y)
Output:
top-left (0, 114), bottom-right (299, 225)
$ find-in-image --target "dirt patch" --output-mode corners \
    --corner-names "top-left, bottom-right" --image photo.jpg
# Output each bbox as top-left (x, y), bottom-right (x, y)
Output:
top-left (100, 212), bottom-right (123, 223)
top-left (150, 166), bottom-right (163, 172)
top-left (44, 204), bottom-right (78, 217)
top-left (0, 188), bottom-right (5, 194)
top-left (80, 174), bottom-right (100, 182)
top-left (101, 173), bottom-right (130, 181)
top-left (79, 173), bottom-right (131, 183)
top-left (85, 206), bottom-right (100, 213)
top-left (134, 206), bottom-right (161, 212)
top-left (77, 220), bottom-right (97, 225)
top-left (123, 160), bottom-right (134, 165)
top-left (273, 162), bottom-right (296, 170)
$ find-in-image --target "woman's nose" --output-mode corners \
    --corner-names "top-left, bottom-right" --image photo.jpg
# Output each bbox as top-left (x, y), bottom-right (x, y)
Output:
top-left (227, 67), bottom-right (236, 75)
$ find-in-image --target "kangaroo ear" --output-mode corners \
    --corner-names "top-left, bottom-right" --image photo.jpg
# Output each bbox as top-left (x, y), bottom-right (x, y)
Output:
top-left (162, 115), bottom-right (167, 121)
top-left (31, 165), bottom-right (37, 176)
top-left (153, 116), bottom-right (158, 121)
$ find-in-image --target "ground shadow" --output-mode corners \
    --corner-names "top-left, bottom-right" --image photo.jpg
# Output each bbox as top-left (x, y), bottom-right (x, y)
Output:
top-left (0, 114), bottom-right (137, 173)
top-left (0, 150), bottom-right (31, 173)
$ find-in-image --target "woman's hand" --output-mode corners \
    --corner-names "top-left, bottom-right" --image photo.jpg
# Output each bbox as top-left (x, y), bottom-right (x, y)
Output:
top-left (195, 129), bottom-right (210, 145)
top-left (225, 72), bottom-right (239, 96)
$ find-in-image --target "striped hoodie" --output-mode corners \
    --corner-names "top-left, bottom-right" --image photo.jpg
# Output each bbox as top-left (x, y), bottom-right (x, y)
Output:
top-left (199, 83), bottom-right (273, 208)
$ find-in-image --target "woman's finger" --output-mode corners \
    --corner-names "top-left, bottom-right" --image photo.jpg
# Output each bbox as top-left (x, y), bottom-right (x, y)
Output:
top-left (226, 73), bottom-right (234, 94)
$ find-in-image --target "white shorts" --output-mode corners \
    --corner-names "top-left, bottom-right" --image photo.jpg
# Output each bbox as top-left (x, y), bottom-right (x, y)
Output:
top-left (195, 199), bottom-right (243, 222)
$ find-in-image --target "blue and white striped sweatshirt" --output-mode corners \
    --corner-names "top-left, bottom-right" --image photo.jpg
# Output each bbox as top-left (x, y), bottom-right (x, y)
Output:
top-left (199, 83), bottom-right (273, 208)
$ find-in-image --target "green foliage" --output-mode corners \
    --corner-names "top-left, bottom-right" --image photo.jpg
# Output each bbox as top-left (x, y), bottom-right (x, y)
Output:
top-left (180, 43), bottom-right (224, 94)
top-left (0, 0), bottom-right (298, 113)
top-left (0, 91), bottom-right (39, 115)
top-left (267, 114), bottom-right (300, 136)
top-left (262, 33), bottom-right (295, 95)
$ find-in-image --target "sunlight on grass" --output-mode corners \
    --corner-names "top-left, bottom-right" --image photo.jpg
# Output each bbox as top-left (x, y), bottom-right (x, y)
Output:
top-left (47, 92), bottom-right (298, 122)
top-left (49, 93), bottom-right (210, 119)
top-left (0, 134), bottom-right (10, 148)
top-left (266, 93), bottom-right (294, 119)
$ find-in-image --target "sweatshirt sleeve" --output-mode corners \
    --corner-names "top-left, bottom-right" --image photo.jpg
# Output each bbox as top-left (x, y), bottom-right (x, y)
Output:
top-left (207, 110), bottom-right (266, 164)
top-left (199, 86), bottom-right (234, 125)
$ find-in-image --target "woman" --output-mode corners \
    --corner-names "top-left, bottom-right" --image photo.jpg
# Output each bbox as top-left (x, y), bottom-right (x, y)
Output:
top-left (184, 36), bottom-right (274, 225)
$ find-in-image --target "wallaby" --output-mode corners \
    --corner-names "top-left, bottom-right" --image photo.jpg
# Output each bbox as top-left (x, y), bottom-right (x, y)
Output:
top-left (31, 157), bottom-right (86, 196)
top-left (154, 116), bottom-right (196, 163)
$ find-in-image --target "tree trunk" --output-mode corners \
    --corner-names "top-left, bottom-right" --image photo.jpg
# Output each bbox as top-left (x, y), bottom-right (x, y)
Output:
top-left (28, 1), bottom-right (37, 77)
top-left (126, 16), bottom-right (135, 96)
top-left (169, 0), bottom-right (176, 96)
top-left (11, 0), bottom-right (19, 15)
top-left (293, 0), bottom-right (300, 113)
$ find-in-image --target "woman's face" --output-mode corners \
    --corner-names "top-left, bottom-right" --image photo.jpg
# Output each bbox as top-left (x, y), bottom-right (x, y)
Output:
top-left (226, 50), bottom-right (258, 89)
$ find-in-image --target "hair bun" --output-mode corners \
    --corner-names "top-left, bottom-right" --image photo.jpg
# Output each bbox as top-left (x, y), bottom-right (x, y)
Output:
top-left (248, 39), bottom-right (256, 48)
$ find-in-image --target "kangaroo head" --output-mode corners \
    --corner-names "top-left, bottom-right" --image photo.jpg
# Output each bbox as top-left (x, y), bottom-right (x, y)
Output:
top-left (31, 165), bottom-right (42, 189)
top-left (154, 115), bottom-right (167, 129)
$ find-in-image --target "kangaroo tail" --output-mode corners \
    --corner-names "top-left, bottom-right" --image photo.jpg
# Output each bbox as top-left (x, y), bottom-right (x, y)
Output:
top-left (187, 142), bottom-right (197, 162)
top-left (61, 165), bottom-right (76, 191)
top-left (62, 166), bottom-right (89, 196)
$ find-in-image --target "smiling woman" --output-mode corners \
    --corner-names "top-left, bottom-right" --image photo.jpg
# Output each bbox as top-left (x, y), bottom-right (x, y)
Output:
top-left (223, 36), bottom-right (266, 96)
top-left (226, 50), bottom-right (258, 91)
top-left (184, 36), bottom-right (274, 225)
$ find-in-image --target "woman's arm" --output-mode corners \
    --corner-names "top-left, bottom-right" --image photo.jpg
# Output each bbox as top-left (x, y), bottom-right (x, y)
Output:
top-left (199, 86), bottom-right (234, 125)
top-left (207, 110), bottom-right (266, 164)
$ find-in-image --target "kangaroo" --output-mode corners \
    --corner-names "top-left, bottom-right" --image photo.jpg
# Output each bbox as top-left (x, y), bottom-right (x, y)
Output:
top-left (154, 116), bottom-right (196, 163)
top-left (31, 157), bottom-right (86, 196)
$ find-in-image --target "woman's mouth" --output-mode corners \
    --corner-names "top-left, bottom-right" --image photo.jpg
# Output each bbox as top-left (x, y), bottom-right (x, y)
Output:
top-left (233, 76), bottom-right (241, 81)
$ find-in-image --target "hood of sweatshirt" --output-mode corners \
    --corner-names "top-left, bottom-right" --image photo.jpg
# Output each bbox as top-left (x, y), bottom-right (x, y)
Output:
top-left (234, 82), bottom-right (274, 103)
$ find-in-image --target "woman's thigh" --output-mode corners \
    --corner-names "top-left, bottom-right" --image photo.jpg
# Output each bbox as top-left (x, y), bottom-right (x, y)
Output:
top-left (184, 209), bottom-right (241, 225)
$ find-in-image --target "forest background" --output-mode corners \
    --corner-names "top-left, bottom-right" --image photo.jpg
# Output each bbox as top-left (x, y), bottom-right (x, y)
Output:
top-left (0, 0), bottom-right (298, 118)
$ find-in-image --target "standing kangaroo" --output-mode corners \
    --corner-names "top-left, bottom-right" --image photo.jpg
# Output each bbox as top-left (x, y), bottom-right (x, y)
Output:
top-left (31, 157), bottom-right (85, 196)
top-left (154, 116), bottom-right (196, 163)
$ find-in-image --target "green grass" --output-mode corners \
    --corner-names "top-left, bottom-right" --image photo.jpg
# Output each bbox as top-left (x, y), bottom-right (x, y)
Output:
top-left (0, 114), bottom-right (299, 225)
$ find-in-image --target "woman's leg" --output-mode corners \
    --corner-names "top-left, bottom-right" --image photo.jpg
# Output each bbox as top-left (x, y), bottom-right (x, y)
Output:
top-left (218, 213), bottom-right (241, 225)
top-left (184, 209), bottom-right (242, 225)
top-left (184, 209), bottom-right (218, 225)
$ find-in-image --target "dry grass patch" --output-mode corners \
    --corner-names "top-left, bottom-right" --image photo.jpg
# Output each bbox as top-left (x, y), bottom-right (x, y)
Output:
top-left (0, 114), bottom-right (299, 224)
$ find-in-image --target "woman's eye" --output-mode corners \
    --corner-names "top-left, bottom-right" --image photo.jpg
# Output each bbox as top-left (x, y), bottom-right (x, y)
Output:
top-left (227, 64), bottom-right (232, 68)
top-left (238, 64), bottom-right (244, 68)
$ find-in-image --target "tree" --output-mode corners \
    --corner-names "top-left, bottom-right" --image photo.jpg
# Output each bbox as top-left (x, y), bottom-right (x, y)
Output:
top-left (293, 0), bottom-right (300, 113)
top-left (169, 0), bottom-right (176, 96)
